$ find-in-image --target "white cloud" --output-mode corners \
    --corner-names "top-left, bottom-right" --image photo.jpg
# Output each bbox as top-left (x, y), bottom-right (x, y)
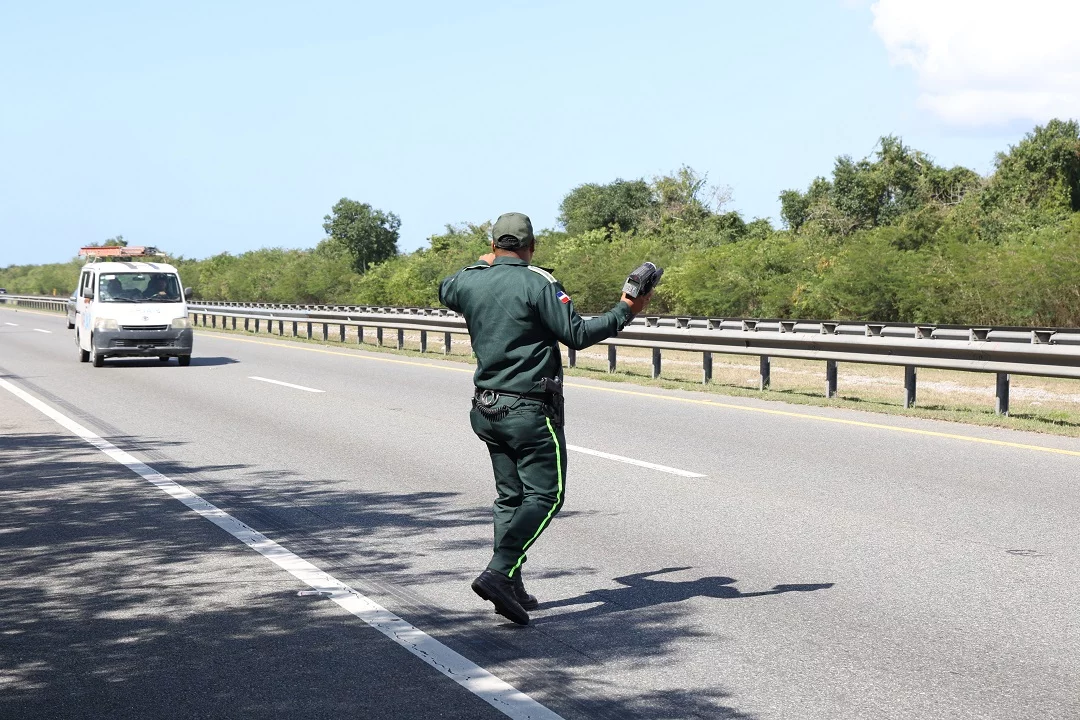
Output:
top-left (871, 0), bottom-right (1080, 126)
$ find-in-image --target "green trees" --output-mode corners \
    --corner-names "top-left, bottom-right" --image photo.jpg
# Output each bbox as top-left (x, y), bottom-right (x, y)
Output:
top-left (5, 120), bottom-right (1079, 327)
top-left (173, 241), bottom-right (360, 304)
top-left (974, 119), bottom-right (1080, 239)
top-left (353, 224), bottom-right (490, 307)
top-left (558, 180), bottom-right (653, 235)
top-left (558, 167), bottom-right (734, 239)
top-left (777, 136), bottom-right (981, 242)
top-left (0, 260), bottom-right (82, 295)
top-left (322, 198), bottom-right (401, 273)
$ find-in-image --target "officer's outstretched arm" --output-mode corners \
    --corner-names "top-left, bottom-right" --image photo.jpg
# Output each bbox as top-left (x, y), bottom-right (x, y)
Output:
top-left (534, 283), bottom-right (633, 351)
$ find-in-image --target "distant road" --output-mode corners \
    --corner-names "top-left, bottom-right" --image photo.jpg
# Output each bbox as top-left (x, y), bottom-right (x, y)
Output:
top-left (2, 305), bottom-right (1078, 720)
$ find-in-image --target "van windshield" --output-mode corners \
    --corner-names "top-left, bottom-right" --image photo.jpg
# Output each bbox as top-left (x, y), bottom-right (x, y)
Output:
top-left (98, 273), bottom-right (182, 303)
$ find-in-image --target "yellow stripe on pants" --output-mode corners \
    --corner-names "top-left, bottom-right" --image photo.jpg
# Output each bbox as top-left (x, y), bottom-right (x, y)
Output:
top-left (508, 417), bottom-right (564, 578)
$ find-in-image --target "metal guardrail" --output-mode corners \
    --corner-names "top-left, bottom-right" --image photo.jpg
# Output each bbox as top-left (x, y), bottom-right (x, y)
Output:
top-left (5, 293), bottom-right (1079, 414)
top-left (0, 294), bottom-right (69, 312)
top-left (187, 302), bottom-right (1080, 417)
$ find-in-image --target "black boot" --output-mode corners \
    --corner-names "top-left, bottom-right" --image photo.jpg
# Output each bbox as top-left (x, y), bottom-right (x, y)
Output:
top-left (511, 573), bottom-right (538, 610)
top-left (471, 570), bottom-right (529, 625)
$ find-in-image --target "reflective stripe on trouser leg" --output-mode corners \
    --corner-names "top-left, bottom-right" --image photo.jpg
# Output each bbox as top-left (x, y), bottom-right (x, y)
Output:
top-left (507, 418), bottom-right (564, 578)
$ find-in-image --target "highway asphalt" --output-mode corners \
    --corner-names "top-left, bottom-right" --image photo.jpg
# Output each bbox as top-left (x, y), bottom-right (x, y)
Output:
top-left (1, 305), bottom-right (1078, 720)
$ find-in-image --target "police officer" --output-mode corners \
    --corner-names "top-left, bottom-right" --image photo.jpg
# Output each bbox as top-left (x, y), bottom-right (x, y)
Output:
top-left (439, 212), bottom-right (652, 625)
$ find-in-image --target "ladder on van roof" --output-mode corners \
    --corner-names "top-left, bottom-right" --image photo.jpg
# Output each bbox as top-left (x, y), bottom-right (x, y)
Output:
top-left (79, 246), bottom-right (166, 261)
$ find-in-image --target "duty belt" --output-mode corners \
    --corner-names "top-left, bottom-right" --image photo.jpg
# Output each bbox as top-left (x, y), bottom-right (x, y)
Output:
top-left (472, 386), bottom-right (564, 426)
top-left (474, 388), bottom-right (551, 404)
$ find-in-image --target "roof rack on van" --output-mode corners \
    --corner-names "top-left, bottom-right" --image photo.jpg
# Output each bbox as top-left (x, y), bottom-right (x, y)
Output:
top-left (79, 246), bottom-right (166, 261)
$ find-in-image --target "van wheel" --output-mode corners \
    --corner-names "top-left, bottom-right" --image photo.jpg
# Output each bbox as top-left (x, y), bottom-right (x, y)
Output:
top-left (90, 337), bottom-right (104, 367)
top-left (67, 321), bottom-right (75, 330)
top-left (158, 356), bottom-right (170, 362)
top-left (78, 332), bottom-right (90, 363)
top-left (178, 355), bottom-right (191, 367)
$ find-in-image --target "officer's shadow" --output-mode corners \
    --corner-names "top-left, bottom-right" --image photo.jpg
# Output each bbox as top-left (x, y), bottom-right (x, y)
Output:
top-left (541, 567), bottom-right (834, 621)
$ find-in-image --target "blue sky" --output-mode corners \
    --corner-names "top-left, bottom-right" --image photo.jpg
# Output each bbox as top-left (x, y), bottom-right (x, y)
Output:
top-left (0, 0), bottom-right (1071, 265)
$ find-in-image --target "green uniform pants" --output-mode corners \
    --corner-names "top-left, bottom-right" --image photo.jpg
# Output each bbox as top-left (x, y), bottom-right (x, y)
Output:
top-left (470, 397), bottom-right (566, 578)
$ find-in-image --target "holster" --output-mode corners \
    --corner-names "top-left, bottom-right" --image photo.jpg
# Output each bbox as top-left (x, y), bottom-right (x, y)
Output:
top-left (539, 377), bottom-right (565, 427)
top-left (543, 394), bottom-right (565, 428)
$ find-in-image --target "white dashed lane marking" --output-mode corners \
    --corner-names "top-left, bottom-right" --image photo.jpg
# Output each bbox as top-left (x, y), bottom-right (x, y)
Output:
top-left (248, 376), bottom-right (325, 393)
top-left (33, 328), bottom-right (52, 334)
top-left (567, 445), bottom-right (706, 477)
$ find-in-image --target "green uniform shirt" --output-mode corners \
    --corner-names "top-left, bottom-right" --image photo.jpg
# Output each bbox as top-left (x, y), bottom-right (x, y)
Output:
top-left (439, 256), bottom-right (633, 394)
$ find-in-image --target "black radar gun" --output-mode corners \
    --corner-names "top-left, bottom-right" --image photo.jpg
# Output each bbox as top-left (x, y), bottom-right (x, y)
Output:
top-left (622, 262), bottom-right (664, 298)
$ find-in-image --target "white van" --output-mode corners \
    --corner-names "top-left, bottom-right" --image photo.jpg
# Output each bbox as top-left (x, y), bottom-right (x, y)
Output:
top-left (74, 247), bottom-right (193, 367)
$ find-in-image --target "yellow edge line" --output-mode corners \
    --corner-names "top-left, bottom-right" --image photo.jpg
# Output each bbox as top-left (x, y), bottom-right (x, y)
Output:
top-left (198, 330), bottom-right (1080, 459)
top-left (561, 383), bottom-right (1080, 458)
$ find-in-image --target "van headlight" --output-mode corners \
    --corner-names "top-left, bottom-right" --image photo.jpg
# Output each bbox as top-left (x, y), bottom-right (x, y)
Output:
top-left (94, 318), bottom-right (119, 331)
top-left (171, 317), bottom-right (191, 329)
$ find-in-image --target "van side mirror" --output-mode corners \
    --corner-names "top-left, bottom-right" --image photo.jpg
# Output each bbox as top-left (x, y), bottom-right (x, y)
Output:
top-left (82, 287), bottom-right (94, 299)
top-left (183, 287), bottom-right (194, 300)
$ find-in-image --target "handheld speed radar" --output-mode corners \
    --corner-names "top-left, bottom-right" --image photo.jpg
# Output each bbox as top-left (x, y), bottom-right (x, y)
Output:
top-left (622, 262), bottom-right (664, 298)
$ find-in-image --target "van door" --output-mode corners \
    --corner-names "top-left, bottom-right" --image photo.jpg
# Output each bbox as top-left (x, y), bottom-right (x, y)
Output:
top-left (76, 269), bottom-right (93, 348)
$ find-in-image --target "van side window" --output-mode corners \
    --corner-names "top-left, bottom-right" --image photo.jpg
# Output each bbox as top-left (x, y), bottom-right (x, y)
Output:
top-left (80, 272), bottom-right (93, 298)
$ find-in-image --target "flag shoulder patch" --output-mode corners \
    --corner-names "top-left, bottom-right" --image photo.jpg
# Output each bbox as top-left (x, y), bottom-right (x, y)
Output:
top-left (556, 290), bottom-right (571, 304)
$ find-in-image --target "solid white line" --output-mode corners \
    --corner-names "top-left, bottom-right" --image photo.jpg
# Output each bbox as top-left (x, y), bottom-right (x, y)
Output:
top-left (33, 328), bottom-right (52, 334)
top-left (248, 376), bottom-right (325, 393)
top-left (0, 377), bottom-right (563, 720)
top-left (567, 445), bottom-right (706, 478)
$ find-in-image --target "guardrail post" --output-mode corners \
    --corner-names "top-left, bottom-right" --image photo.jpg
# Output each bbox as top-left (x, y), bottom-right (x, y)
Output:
top-left (443, 332), bottom-right (451, 354)
top-left (397, 328), bottom-right (404, 350)
top-left (291, 321), bottom-right (297, 337)
top-left (826, 360), bottom-right (838, 398)
top-left (278, 320), bottom-right (284, 336)
top-left (231, 317), bottom-right (236, 330)
top-left (702, 352), bottom-right (712, 384)
top-left (995, 373), bottom-right (1010, 416)
top-left (759, 356), bottom-right (771, 390)
top-left (904, 365), bottom-right (917, 408)
top-left (652, 348), bottom-right (661, 379)
top-left (306, 322), bottom-right (312, 340)
top-left (358, 325), bottom-right (364, 344)
top-left (420, 330), bottom-right (427, 353)
top-left (255, 319), bottom-right (260, 333)
top-left (202, 313), bottom-right (207, 326)
top-left (322, 323), bottom-right (328, 341)
top-left (377, 327), bottom-right (383, 346)
top-left (244, 317), bottom-right (249, 332)
top-left (339, 324), bottom-right (345, 343)
top-left (608, 345), bottom-right (617, 373)
top-left (568, 347), bottom-right (576, 368)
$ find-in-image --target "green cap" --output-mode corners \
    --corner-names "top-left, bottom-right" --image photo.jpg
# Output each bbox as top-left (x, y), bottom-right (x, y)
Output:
top-left (492, 212), bottom-right (535, 249)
